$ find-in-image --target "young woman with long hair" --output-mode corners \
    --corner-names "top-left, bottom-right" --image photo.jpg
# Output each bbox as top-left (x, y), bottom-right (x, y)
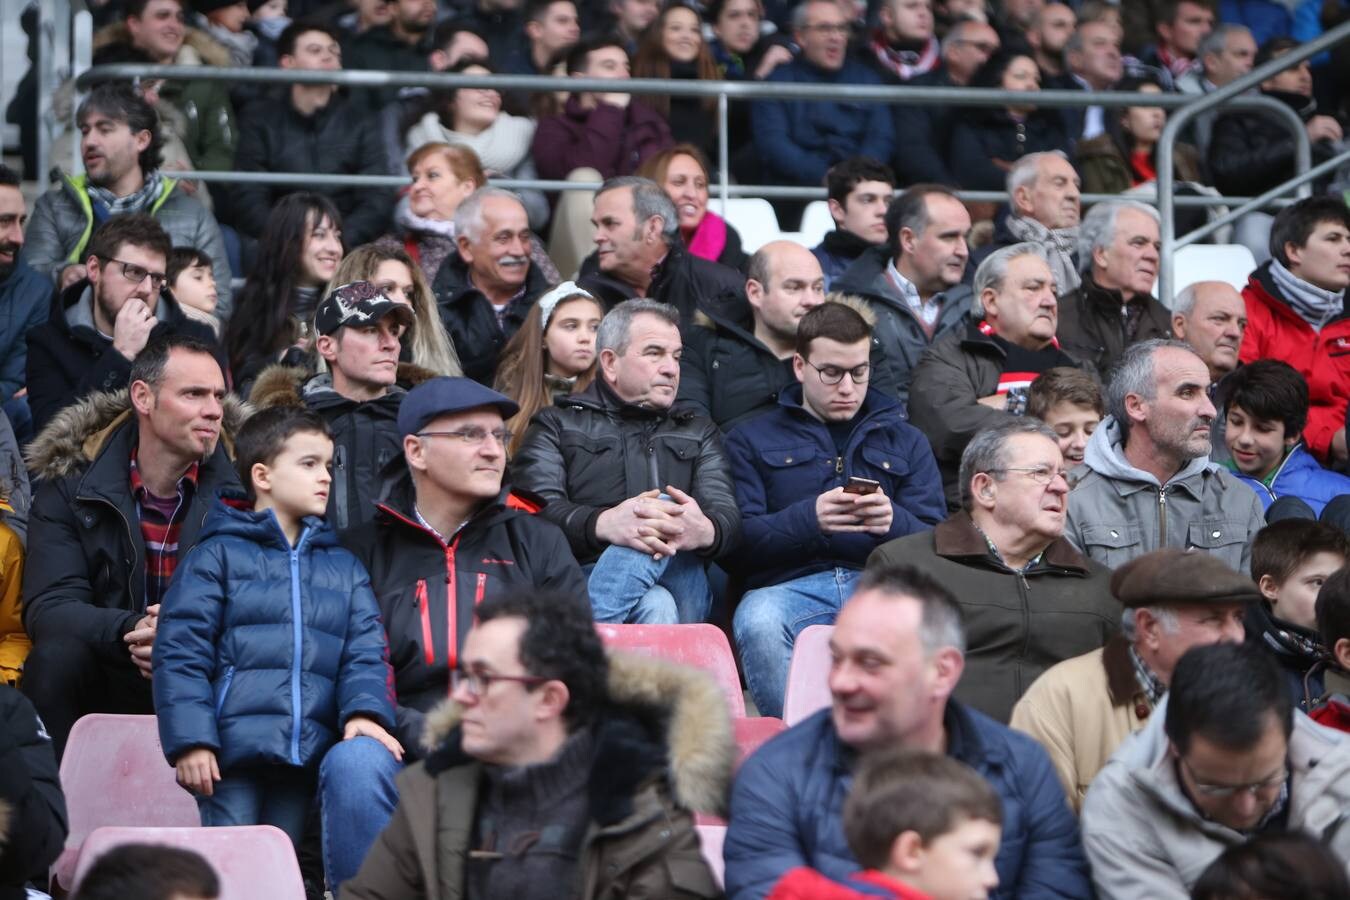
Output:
top-left (632, 2), bottom-right (722, 158)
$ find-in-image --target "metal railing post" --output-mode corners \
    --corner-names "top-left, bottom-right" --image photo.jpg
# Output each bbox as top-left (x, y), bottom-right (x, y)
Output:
top-left (718, 92), bottom-right (729, 211)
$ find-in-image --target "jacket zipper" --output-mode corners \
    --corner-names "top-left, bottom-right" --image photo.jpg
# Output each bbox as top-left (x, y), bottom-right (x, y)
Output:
top-left (215, 665), bottom-right (235, 716)
top-left (416, 579), bottom-right (434, 665)
top-left (332, 444), bottom-right (348, 531)
top-left (1158, 487), bottom-right (1168, 547)
top-left (288, 526), bottom-right (311, 765)
top-left (835, 456), bottom-right (844, 475)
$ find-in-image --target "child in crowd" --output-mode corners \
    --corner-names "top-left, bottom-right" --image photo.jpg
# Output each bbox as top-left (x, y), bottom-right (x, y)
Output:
top-left (1248, 519), bottom-right (1349, 709)
top-left (166, 247), bottom-right (221, 335)
top-left (71, 843), bottom-right (219, 900)
top-left (1312, 567), bottom-right (1350, 732)
top-left (153, 407), bottom-right (400, 848)
top-left (768, 750), bottom-right (1003, 900)
top-left (1027, 367), bottom-right (1102, 466)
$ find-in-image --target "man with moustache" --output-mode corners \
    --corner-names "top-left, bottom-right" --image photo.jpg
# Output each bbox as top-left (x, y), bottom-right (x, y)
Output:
top-left (0, 164), bottom-right (50, 438)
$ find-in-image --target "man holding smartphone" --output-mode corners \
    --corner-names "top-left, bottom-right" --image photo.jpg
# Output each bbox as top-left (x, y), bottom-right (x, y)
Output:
top-left (724, 300), bottom-right (946, 717)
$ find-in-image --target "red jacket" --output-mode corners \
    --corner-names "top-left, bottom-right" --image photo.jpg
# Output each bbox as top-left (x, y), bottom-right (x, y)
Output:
top-left (768, 867), bottom-right (933, 900)
top-left (1310, 697), bottom-right (1350, 733)
top-left (1239, 261), bottom-right (1350, 461)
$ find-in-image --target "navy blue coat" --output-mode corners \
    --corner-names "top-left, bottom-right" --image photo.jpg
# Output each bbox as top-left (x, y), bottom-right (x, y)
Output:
top-left (0, 259), bottom-right (49, 401)
top-left (724, 386), bottom-right (945, 589)
top-left (723, 705), bottom-right (1092, 900)
top-left (153, 498), bottom-right (394, 771)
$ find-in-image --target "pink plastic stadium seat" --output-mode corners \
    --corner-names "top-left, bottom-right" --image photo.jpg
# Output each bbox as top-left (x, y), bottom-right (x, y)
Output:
top-left (733, 716), bottom-right (786, 769)
top-left (782, 624), bottom-right (834, 726)
top-left (597, 623), bottom-right (746, 716)
top-left (71, 826), bottom-right (305, 900)
top-left (697, 823), bottom-right (727, 889)
top-left (51, 714), bottom-right (200, 891)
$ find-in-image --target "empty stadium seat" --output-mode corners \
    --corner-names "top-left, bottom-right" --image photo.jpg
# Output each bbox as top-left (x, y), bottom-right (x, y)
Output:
top-left (52, 714), bottom-right (200, 891)
top-left (797, 201), bottom-right (835, 248)
top-left (1155, 244), bottom-right (1258, 304)
top-left (782, 624), bottom-right (834, 726)
top-left (715, 198), bottom-right (781, 253)
top-left (597, 623), bottom-right (746, 716)
top-left (733, 715), bottom-right (786, 768)
top-left (697, 823), bottom-right (727, 889)
top-left (70, 826), bottom-right (305, 899)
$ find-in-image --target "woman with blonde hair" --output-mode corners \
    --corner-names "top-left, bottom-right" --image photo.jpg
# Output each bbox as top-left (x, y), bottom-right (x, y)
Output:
top-left (494, 282), bottom-right (603, 454)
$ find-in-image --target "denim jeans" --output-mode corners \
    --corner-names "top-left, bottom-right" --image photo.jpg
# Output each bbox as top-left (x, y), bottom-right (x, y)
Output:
top-left (196, 764), bottom-right (316, 849)
top-left (733, 568), bottom-right (861, 718)
top-left (587, 546), bottom-right (713, 624)
top-left (319, 736), bottom-right (403, 893)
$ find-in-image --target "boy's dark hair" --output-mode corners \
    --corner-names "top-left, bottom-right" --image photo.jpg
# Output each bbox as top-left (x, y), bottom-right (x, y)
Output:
top-left (1269, 196), bottom-right (1350, 268)
top-left (0, 163), bottom-right (18, 189)
top-left (526, 0), bottom-right (576, 23)
top-left (1219, 358), bottom-right (1309, 440)
top-left (566, 35), bottom-right (628, 74)
top-left (87, 212), bottom-right (173, 268)
top-left (167, 246), bottom-right (213, 286)
top-left (124, 0), bottom-right (183, 20)
top-left (826, 157), bottom-right (896, 207)
top-left (278, 19), bottom-right (342, 59)
top-left (704, 0), bottom-right (761, 23)
top-left (1027, 367), bottom-right (1105, 419)
top-left (234, 407), bottom-right (332, 502)
top-left (844, 749), bottom-right (1002, 870)
top-left (76, 83), bottom-right (164, 176)
top-left (1316, 567), bottom-right (1350, 654)
top-left (1165, 643), bottom-right (1293, 755)
top-left (885, 183), bottom-right (959, 252)
top-left (1192, 831), bottom-right (1350, 900)
top-left (1255, 35), bottom-right (1301, 68)
top-left (129, 332), bottom-right (220, 393)
top-left (795, 300), bottom-right (872, 357)
top-left (475, 589), bottom-right (607, 730)
top-left (1251, 519), bottom-right (1348, 587)
top-left (72, 843), bottom-right (219, 900)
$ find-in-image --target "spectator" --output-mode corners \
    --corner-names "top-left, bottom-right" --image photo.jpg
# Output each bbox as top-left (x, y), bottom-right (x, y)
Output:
top-left (512, 299), bottom-right (741, 624)
top-left (1056, 200), bottom-right (1171, 380)
top-left (638, 144), bottom-right (749, 271)
top-left (1223, 360), bottom-right (1350, 514)
top-left (632, 3), bottom-right (722, 158)
top-left (723, 563), bottom-right (1092, 900)
top-left (707, 0), bottom-right (794, 180)
top-left (1077, 75), bottom-right (1205, 196)
top-left (320, 376), bottom-right (587, 888)
top-left (1010, 548), bottom-right (1255, 809)
top-left (71, 844), bottom-right (217, 900)
top-left (995, 0), bottom-right (1043, 44)
top-left (494, 282), bottom-right (602, 454)
top-left (1312, 567), bottom-right (1350, 731)
top-left (1238, 196), bottom-right (1350, 466)
top-left (1062, 20), bottom-right (1124, 140)
top-left (245, 0), bottom-right (287, 67)
top-left (152, 406), bottom-right (398, 848)
top-left (381, 142), bottom-right (482, 285)
top-left (403, 58), bottom-right (548, 230)
top-left (609, 0), bottom-right (662, 49)
top-left (1065, 339), bottom-right (1265, 570)
top-left (833, 184), bottom-right (974, 407)
top-left (1133, 0), bottom-right (1215, 87)
top-left (972, 152), bottom-right (1082, 295)
top-left (224, 193), bottom-right (343, 392)
top-left (0, 163), bottom-right (49, 439)
top-left (576, 176), bottom-right (744, 321)
top-left (726, 301), bottom-right (945, 717)
top-left (1172, 280), bottom-right (1246, 387)
top-left (167, 247), bottom-right (223, 337)
top-left (1178, 24), bottom-right (1257, 159)
top-left (1026, 2), bottom-right (1076, 81)
top-left (430, 188), bottom-right (555, 385)
top-left (1081, 642), bottom-right (1350, 899)
top-left (342, 0), bottom-right (437, 112)
top-left (508, 0), bottom-right (580, 75)
top-left (26, 215), bottom-right (217, 436)
top-left (21, 333), bottom-right (240, 760)
top-left (865, 0), bottom-right (940, 83)
top-left (768, 750), bottom-right (1003, 900)
top-left (909, 244), bottom-right (1084, 507)
top-left (1192, 832), bottom-right (1350, 900)
top-left (0, 412), bottom-right (29, 686)
top-left (1026, 368), bottom-right (1101, 469)
top-left (949, 51), bottom-right (1071, 193)
top-left (751, 0), bottom-right (894, 188)
top-left (813, 158), bottom-right (895, 288)
top-left (195, 0), bottom-right (258, 72)
top-left (454, 0), bottom-right (528, 70)
top-left (343, 588), bottom-right (729, 898)
top-left (232, 21), bottom-right (391, 248)
top-left (0, 685), bottom-right (66, 896)
top-left (23, 83), bottom-right (232, 316)
top-left (870, 419), bottom-right (1115, 722)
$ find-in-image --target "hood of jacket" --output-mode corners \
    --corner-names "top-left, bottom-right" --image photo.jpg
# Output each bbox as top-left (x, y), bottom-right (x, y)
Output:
top-left (1082, 415), bottom-right (1217, 488)
top-left (198, 492), bottom-right (340, 553)
top-left (93, 21), bottom-right (233, 67)
top-left (421, 650), bottom-right (735, 819)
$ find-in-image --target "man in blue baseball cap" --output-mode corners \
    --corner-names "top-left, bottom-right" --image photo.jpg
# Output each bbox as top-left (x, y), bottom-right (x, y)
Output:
top-left (320, 374), bottom-right (589, 892)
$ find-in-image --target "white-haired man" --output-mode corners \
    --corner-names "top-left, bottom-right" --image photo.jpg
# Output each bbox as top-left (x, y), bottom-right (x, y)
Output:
top-left (970, 152), bottom-right (1082, 295)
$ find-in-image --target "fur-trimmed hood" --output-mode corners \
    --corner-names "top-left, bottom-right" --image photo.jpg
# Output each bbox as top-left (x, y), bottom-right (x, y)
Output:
top-left (421, 651), bottom-right (735, 818)
top-left (93, 21), bottom-right (234, 67)
top-left (248, 362), bottom-right (441, 410)
top-left (25, 388), bottom-right (251, 483)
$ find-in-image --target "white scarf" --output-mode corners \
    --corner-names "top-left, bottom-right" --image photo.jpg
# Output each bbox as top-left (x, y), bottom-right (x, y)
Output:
top-left (404, 112), bottom-right (536, 176)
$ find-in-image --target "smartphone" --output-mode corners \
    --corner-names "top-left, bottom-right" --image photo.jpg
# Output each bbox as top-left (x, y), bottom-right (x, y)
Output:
top-left (842, 476), bottom-right (881, 495)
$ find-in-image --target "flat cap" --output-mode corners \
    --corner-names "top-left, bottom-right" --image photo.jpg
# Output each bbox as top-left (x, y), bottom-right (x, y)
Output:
top-left (398, 377), bottom-right (520, 437)
top-left (1110, 549), bottom-right (1262, 609)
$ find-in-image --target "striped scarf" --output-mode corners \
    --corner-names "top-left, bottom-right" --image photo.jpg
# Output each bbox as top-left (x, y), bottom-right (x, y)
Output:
top-left (87, 170), bottom-right (165, 218)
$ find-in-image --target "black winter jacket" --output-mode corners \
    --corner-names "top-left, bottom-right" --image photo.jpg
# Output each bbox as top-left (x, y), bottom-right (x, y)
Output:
top-left (577, 240), bottom-right (747, 325)
top-left (0, 685), bottom-right (66, 899)
top-left (511, 380), bottom-right (742, 565)
top-left (1208, 89), bottom-right (1338, 198)
top-left (949, 108), bottom-right (1071, 192)
top-left (431, 249), bottom-right (554, 385)
top-left (1055, 275), bottom-right (1172, 381)
top-left (340, 477), bottom-right (588, 756)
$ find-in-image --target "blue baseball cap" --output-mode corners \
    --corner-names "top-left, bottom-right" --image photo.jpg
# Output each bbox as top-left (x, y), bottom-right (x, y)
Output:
top-left (398, 377), bottom-right (521, 437)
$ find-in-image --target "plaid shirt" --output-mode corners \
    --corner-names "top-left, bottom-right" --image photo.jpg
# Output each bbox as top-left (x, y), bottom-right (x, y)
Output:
top-left (129, 451), bottom-right (199, 611)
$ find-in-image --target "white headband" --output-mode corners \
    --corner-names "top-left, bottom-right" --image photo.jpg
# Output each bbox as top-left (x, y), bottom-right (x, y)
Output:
top-left (537, 281), bottom-right (596, 330)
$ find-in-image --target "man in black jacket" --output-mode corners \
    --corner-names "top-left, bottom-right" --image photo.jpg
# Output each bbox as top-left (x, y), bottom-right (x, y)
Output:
top-left (231, 21), bottom-right (391, 246)
top-left (21, 333), bottom-right (240, 760)
top-left (512, 299), bottom-right (741, 624)
top-left (322, 375), bottom-right (587, 891)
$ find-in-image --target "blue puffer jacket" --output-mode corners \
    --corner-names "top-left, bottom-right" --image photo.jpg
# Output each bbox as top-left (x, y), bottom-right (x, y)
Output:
top-left (1230, 443), bottom-right (1350, 517)
top-left (724, 705), bottom-right (1092, 900)
top-left (724, 385), bottom-right (945, 589)
top-left (153, 498), bottom-right (394, 771)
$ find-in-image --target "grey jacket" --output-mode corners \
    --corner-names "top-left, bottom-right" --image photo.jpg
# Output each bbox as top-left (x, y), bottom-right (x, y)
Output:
top-left (1082, 697), bottom-right (1350, 900)
top-left (1064, 417), bottom-right (1265, 572)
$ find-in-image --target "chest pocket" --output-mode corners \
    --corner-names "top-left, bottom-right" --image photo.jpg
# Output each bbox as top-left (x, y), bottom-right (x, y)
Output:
top-left (562, 441), bottom-right (616, 503)
top-left (1078, 522), bottom-right (1142, 569)
top-left (858, 446), bottom-right (909, 482)
top-left (756, 444), bottom-right (822, 508)
top-left (654, 434), bottom-right (700, 486)
top-left (1187, 521), bottom-right (1248, 569)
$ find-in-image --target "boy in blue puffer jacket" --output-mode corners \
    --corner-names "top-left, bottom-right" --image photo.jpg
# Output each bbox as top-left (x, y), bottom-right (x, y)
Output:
top-left (153, 406), bottom-right (400, 848)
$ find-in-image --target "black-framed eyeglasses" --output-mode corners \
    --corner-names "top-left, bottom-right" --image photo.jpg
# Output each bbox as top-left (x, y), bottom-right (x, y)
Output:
top-left (98, 256), bottom-right (166, 291)
top-left (987, 465), bottom-right (1070, 485)
top-left (417, 427), bottom-right (513, 447)
top-left (1180, 758), bottom-right (1287, 799)
top-left (803, 360), bottom-right (870, 386)
top-left (451, 667), bottom-right (549, 698)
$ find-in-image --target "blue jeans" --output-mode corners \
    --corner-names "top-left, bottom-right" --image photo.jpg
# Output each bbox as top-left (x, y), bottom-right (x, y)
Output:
top-left (319, 737), bottom-right (403, 893)
top-left (587, 547), bottom-right (713, 624)
top-left (196, 764), bottom-right (315, 849)
top-left (733, 568), bottom-right (860, 718)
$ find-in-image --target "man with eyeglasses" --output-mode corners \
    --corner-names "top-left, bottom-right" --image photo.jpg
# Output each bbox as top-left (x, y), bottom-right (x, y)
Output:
top-left (322, 375), bottom-right (586, 890)
top-left (1082, 641), bottom-right (1350, 899)
top-left (868, 418), bottom-right (1115, 724)
top-left (25, 213), bottom-right (219, 435)
top-left (723, 300), bottom-right (944, 719)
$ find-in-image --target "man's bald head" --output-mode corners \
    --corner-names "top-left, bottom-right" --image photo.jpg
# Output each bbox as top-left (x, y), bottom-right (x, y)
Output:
top-left (747, 241), bottom-right (827, 354)
top-left (1172, 280), bottom-right (1247, 382)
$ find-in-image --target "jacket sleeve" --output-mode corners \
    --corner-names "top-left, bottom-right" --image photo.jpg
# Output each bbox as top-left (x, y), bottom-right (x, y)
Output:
top-left (533, 103), bottom-right (628, 181)
top-left (948, 121), bottom-right (1008, 192)
top-left (340, 774), bottom-right (428, 899)
top-left (1009, 682), bottom-right (1084, 812)
top-left (752, 92), bottom-right (829, 185)
top-left (337, 564), bottom-right (397, 732)
top-left (1207, 112), bottom-right (1294, 196)
top-left (859, 100), bottom-right (895, 169)
top-left (193, 83), bottom-right (237, 174)
top-left (724, 740), bottom-right (809, 900)
top-left (1006, 736), bottom-right (1094, 900)
top-left (151, 542), bottom-right (229, 763)
top-left (0, 280), bottom-right (47, 403)
top-left (724, 426), bottom-right (826, 571)
top-left (511, 411), bottom-right (605, 559)
top-left (1081, 767), bottom-right (1191, 900)
top-left (891, 105), bottom-right (953, 184)
top-left (676, 330), bottom-right (714, 420)
top-left (691, 420), bottom-right (742, 559)
top-left (0, 413), bottom-right (30, 547)
top-left (906, 343), bottom-right (1009, 470)
top-left (228, 108), bottom-right (276, 238)
top-left (26, 327), bottom-right (135, 435)
top-left (17, 193), bottom-right (73, 284)
top-left (1237, 485), bottom-right (1266, 575)
top-left (532, 521), bottom-right (590, 600)
top-left (339, 121), bottom-right (393, 247)
top-left (0, 687), bottom-right (67, 885)
top-left (880, 429), bottom-right (946, 539)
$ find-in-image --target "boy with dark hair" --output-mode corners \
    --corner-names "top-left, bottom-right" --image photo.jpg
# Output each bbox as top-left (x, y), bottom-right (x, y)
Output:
top-left (152, 405), bottom-right (399, 849)
top-left (1222, 359), bottom-right (1350, 514)
top-left (72, 844), bottom-right (219, 900)
top-left (1311, 567), bottom-right (1350, 732)
top-left (814, 157), bottom-right (896, 286)
top-left (166, 246), bottom-right (220, 331)
top-left (770, 750), bottom-right (1003, 900)
top-left (1027, 366), bottom-right (1103, 466)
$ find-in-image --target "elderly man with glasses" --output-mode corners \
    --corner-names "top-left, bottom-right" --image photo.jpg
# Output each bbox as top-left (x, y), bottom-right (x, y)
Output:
top-left (867, 418), bottom-right (1117, 724)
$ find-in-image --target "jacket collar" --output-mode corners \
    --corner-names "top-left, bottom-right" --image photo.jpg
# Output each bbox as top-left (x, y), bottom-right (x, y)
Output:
top-left (1081, 273), bottom-right (1160, 313)
top-left (932, 510), bottom-right (1091, 575)
top-left (1102, 633), bottom-right (1153, 716)
top-left (1082, 416), bottom-right (1218, 494)
top-left (775, 382), bottom-right (901, 427)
